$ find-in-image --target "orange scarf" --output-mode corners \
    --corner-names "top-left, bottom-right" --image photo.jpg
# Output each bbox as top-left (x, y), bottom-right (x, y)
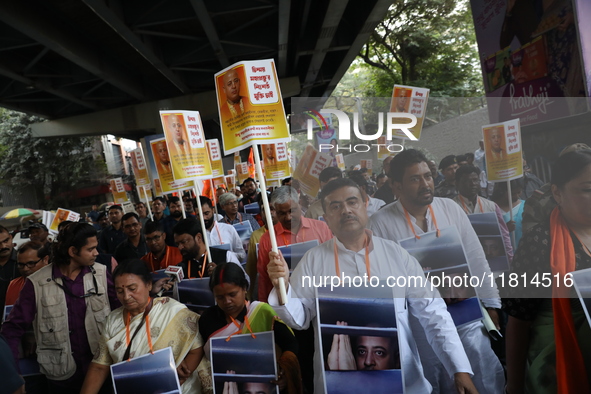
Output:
top-left (550, 207), bottom-right (589, 393)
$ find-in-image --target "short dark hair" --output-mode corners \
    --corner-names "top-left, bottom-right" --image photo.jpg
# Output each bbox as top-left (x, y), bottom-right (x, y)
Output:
top-left (319, 178), bottom-right (366, 212)
top-left (97, 212), bottom-right (107, 221)
top-left (389, 149), bottom-right (429, 183)
top-left (168, 196), bottom-right (180, 206)
top-left (349, 173), bottom-right (368, 189)
top-left (377, 173), bottom-right (387, 181)
top-left (552, 150), bottom-right (591, 189)
top-left (18, 241), bottom-right (42, 255)
top-left (455, 165), bottom-right (481, 183)
top-left (153, 196), bottom-right (166, 204)
top-left (135, 202), bottom-right (146, 209)
top-left (173, 218), bottom-right (203, 238)
top-left (144, 220), bottom-right (164, 234)
top-left (0, 225), bottom-right (9, 235)
top-left (112, 259), bottom-right (152, 286)
top-left (108, 205), bottom-right (123, 212)
top-left (122, 212), bottom-right (139, 222)
top-left (359, 167), bottom-right (369, 174)
top-left (319, 167), bottom-right (343, 183)
top-left (243, 177), bottom-right (256, 185)
top-left (209, 262), bottom-right (249, 292)
top-left (52, 223), bottom-right (97, 266)
top-left (199, 196), bottom-right (213, 209)
top-left (465, 152), bottom-right (475, 160)
top-left (491, 178), bottom-right (524, 202)
top-left (456, 154), bottom-right (468, 163)
top-left (281, 177), bottom-right (292, 185)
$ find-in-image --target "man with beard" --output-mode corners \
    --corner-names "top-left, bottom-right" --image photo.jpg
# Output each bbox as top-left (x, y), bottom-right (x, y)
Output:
top-left (368, 149), bottom-right (504, 394)
top-left (197, 196), bottom-right (246, 261)
top-left (161, 196), bottom-right (184, 247)
top-left (172, 219), bottom-right (245, 280)
top-left (266, 178), bottom-right (477, 393)
top-left (114, 213), bottom-right (147, 264)
top-left (238, 178), bottom-right (258, 212)
top-left (141, 221), bottom-right (182, 272)
top-left (0, 225), bottom-right (18, 321)
top-left (257, 186), bottom-right (333, 302)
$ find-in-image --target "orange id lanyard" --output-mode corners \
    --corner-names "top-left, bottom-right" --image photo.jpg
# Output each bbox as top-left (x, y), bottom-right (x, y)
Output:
top-left (149, 248), bottom-right (169, 273)
top-left (403, 205), bottom-right (440, 239)
top-left (333, 235), bottom-right (371, 277)
top-left (281, 227), bottom-right (305, 246)
top-left (459, 195), bottom-right (483, 214)
top-left (125, 298), bottom-right (153, 360)
top-left (226, 311), bottom-right (256, 341)
top-left (214, 222), bottom-right (224, 245)
top-left (188, 253), bottom-right (207, 279)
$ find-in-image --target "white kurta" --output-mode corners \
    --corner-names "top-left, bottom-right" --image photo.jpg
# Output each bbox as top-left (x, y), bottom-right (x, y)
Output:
top-left (207, 222), bottom-right (246, 261)
top-left (367, 196), bottom-right (386, 217)
top-left (268, 234), bottom-right (473, 394)
top-left (368, 198), bottom-right (505, 394)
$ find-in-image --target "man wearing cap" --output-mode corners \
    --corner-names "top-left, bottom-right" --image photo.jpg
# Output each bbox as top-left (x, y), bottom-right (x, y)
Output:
top-left (28, 222), bottom-right (49, 246)
top-left (5, 241), bottom-right (50, 306)
top-left (434, 155), bottom-right (459, 199)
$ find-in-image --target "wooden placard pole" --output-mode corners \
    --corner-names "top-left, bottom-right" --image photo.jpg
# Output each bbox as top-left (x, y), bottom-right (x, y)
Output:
top-left (253, 146), bottom-right (286, 305)
top-left (143, 186), bottom-right (153, 221)
top-left (193, 184), bottom-right (211, 263)
top-left (506, 180), bottom-right (516, 247)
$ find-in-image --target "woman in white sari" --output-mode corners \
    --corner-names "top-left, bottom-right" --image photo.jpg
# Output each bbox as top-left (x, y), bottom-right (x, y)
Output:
top-left (81, 259), bottom-right (209, 394)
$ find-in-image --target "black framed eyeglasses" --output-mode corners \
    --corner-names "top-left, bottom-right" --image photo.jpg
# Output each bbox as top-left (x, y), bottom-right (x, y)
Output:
top-left (17, 258), bottom-right (42, 269)
top-left (52, 266), bottom-right (104, 298)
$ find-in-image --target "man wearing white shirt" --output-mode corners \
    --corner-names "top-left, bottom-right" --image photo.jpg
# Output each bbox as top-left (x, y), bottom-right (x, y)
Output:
top-left (197, 196), bottom-right (246, 261)
top-left (368, 149), bottom-right (505, 394)
top-left (267, 178), bottom-right (478, 394)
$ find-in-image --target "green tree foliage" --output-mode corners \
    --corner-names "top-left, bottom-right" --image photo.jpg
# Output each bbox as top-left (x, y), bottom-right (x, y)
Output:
top-left (358, 0), bottom-right (483, 98)
top-left (0, 109), bottom-right (103, 208)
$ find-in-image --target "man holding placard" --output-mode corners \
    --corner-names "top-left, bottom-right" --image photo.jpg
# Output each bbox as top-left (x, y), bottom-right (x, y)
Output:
top-left (266, 178), bottom-right (477, 393)
top-left (257, 186), bottom-right (333, 302)
top-left (368, 149), bottom-right (504, 393)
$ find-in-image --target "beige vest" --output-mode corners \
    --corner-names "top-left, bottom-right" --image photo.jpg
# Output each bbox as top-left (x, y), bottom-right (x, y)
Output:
top-left (30, 263), bottom-right (111, 380)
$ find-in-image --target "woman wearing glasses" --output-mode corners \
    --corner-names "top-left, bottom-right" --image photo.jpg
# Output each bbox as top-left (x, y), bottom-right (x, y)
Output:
top-left (1, 222), bottom-right (119, 394)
